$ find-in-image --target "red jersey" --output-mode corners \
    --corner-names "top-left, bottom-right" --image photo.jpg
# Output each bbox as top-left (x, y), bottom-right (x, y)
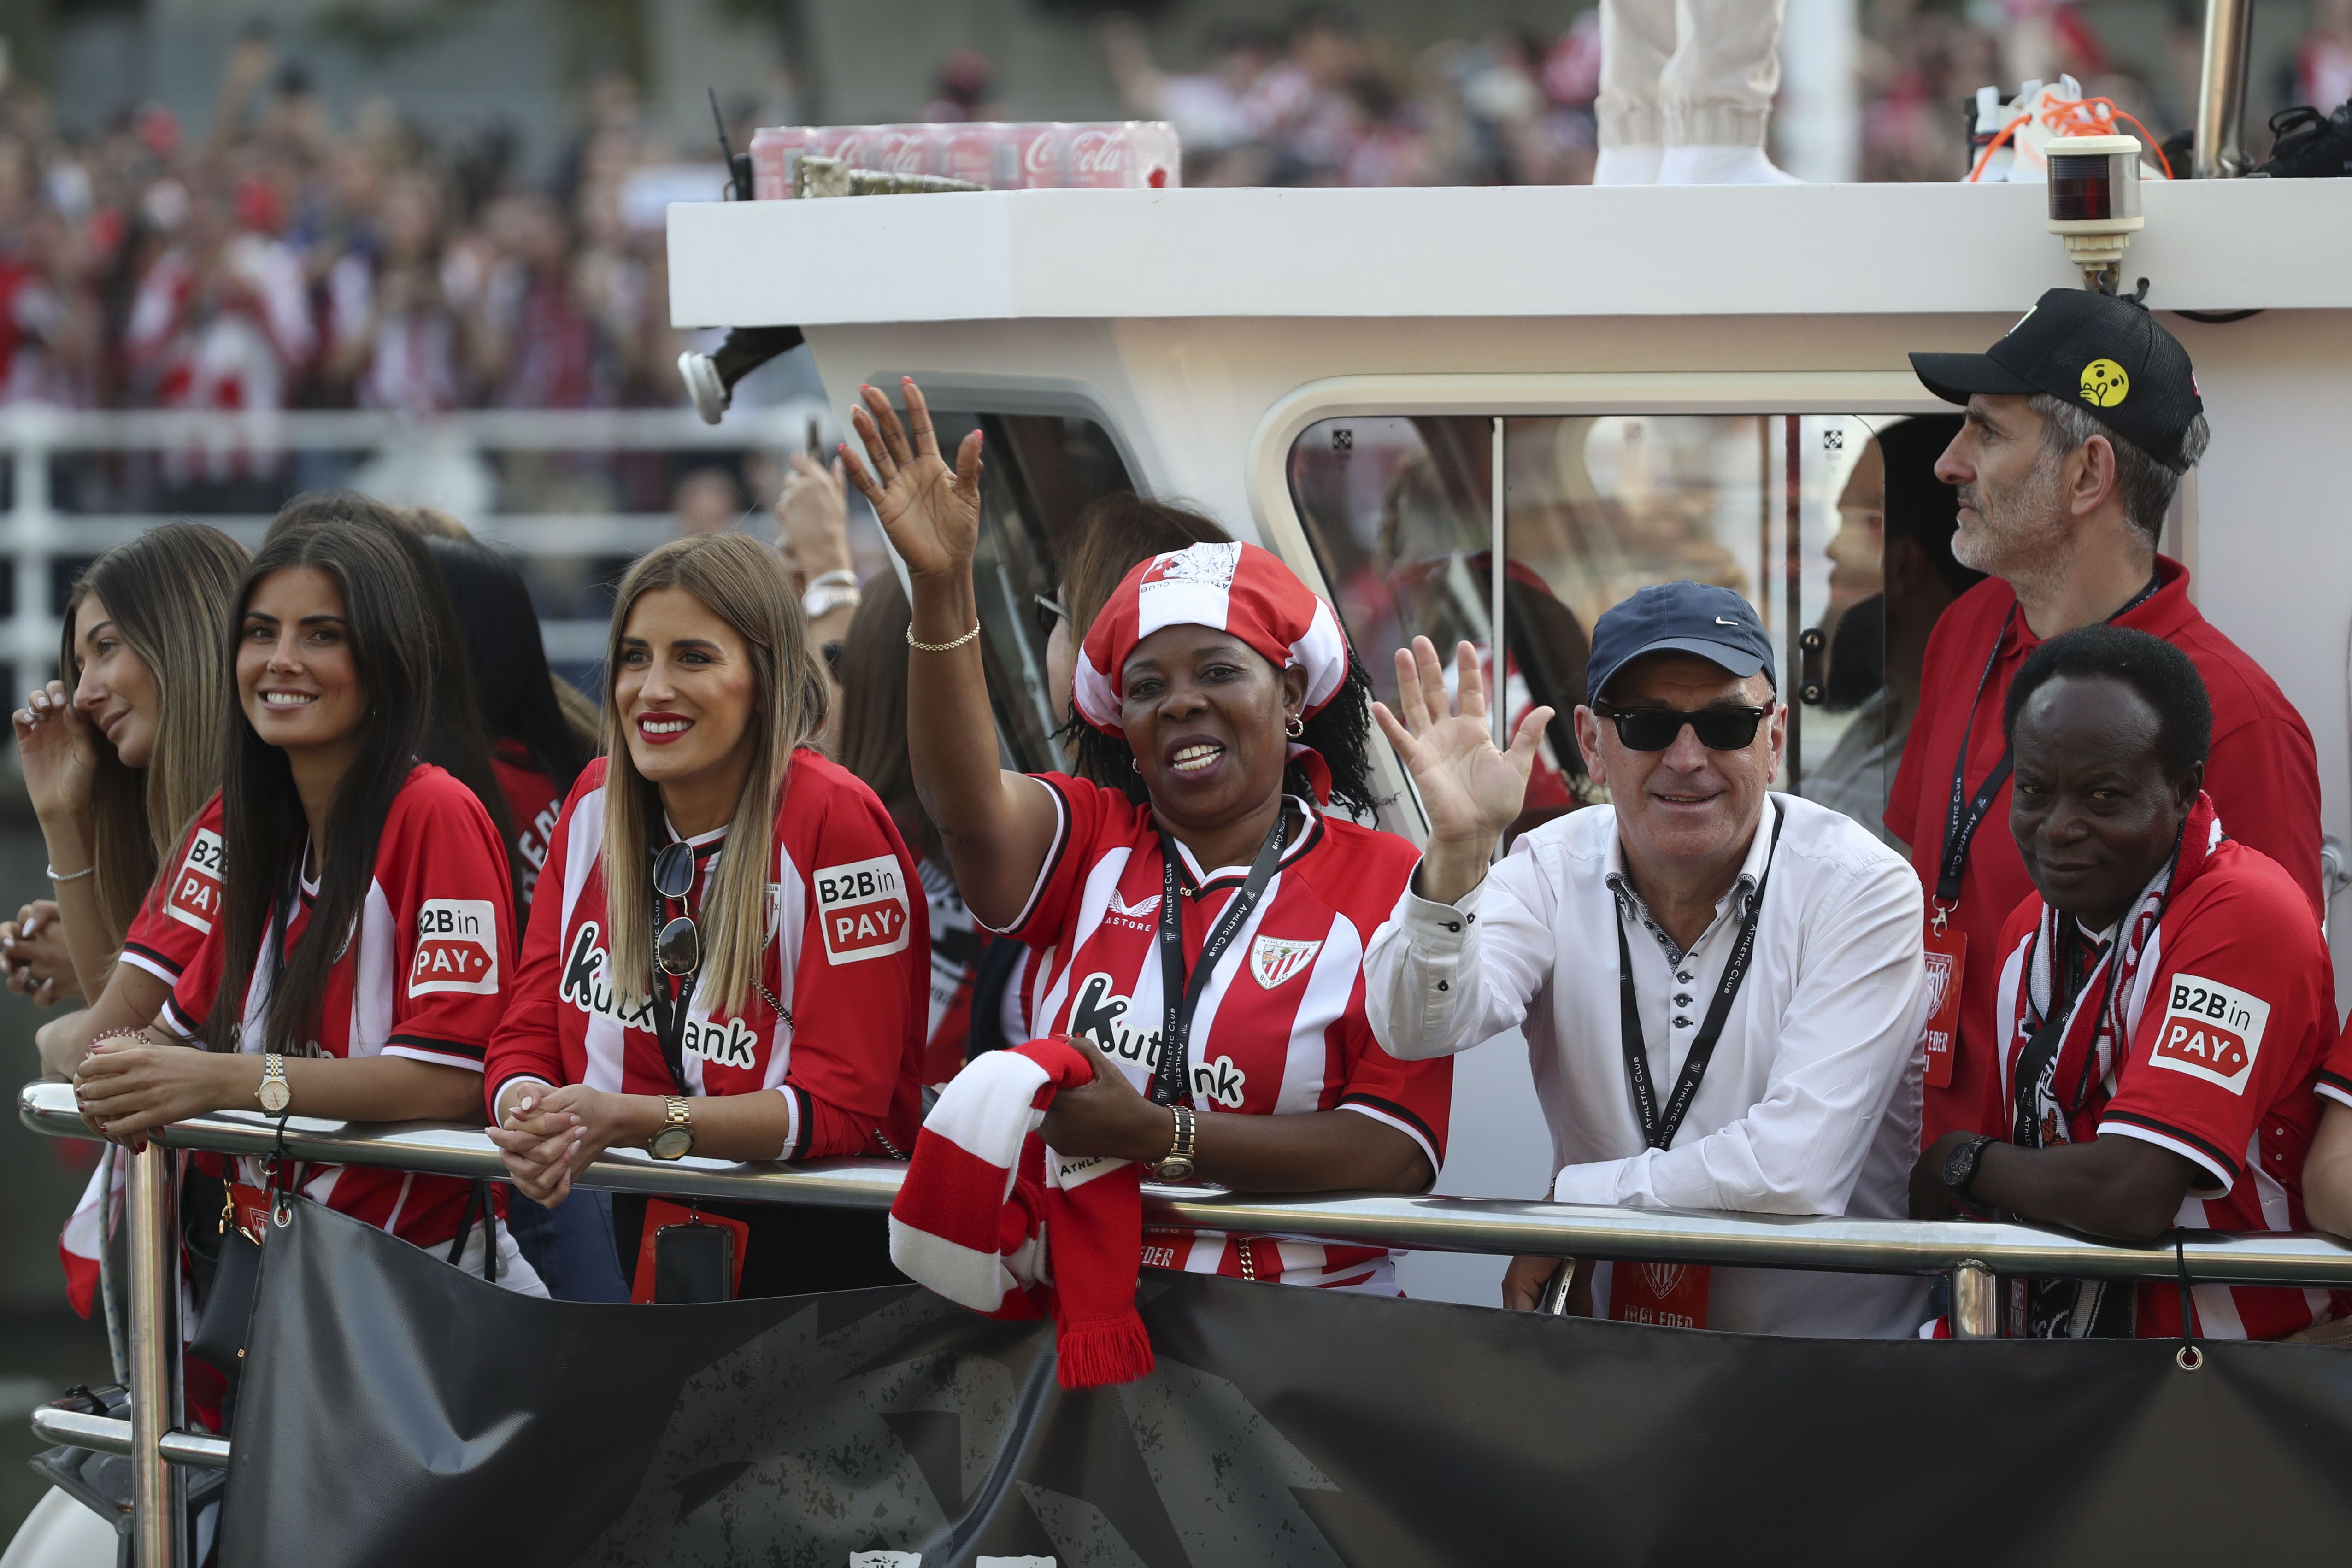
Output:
top-left (491, 740), bottom-right (564, 912)
top-left (484, 751), bottom-right (926, 1159)
top-left (1989, 835), bottom-right (2342, 1340)
top-left (118, 793), bottom-right (226, 991)
top-left (2321, 1016), bottom-right (2352, 1115)
top-left (1887, 558), bottom-right (2322, 1145)
top-left (1000, 773), bottom-right (1452, 1293)
top-left (159, 765), bottom-right (515, 1251)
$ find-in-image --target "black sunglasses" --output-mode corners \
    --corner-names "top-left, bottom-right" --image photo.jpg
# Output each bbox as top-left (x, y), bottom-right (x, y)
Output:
top-left (1033, 593), bottom-right (1070, 641)
top-left (1593, 702), bottom-right (1770, 752)
top-left (653, 841), bottom-right (700, 978)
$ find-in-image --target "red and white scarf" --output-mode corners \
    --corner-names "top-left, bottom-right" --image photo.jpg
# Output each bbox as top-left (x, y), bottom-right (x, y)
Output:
top-left (887, 1038), bottom-right (1154, 1389)
top-left (2008, 793), bottom-right (2223, 1147)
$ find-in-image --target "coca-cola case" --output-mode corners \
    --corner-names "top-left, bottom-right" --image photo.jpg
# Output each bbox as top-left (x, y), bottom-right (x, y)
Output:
top-left (747, 120), bottom-right (1181, 196)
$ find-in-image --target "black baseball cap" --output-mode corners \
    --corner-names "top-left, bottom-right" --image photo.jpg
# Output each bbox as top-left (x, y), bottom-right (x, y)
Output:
top-left (1586, 581), bottom-right (1776, 704)
top-left (1909, 288), bottom-right (2204, 472)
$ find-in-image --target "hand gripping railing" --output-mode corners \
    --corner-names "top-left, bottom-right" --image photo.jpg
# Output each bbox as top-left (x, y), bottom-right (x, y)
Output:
top-left (21, 1078), bottom-right (2352, 1565)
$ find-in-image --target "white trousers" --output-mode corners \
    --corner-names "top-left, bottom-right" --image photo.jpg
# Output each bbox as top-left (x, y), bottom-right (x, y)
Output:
top-left (1597, 0), bottom-right (1788, 147)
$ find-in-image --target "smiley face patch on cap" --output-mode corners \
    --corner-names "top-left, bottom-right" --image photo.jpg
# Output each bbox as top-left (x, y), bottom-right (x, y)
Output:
top-left (2079, 358), bottom-right (2130, 408)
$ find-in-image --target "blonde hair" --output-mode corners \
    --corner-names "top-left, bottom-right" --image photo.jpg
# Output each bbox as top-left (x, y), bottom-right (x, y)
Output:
top-left (601, 533), bottom-right (829, 1013)
top-left (63, 524), bottom-right (250, 944)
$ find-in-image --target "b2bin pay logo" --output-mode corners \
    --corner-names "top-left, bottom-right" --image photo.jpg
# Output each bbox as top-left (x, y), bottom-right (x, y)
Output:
top-left (816, 856), bottom-right (912, 965)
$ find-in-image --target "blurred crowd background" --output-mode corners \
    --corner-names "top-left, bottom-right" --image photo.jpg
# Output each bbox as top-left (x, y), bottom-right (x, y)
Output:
top-left (0, 0), bottom-right (2332, 435)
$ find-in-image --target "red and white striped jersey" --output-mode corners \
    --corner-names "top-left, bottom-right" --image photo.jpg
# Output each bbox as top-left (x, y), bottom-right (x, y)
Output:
top-left (118, 793), bottom-right (226, 991)
top-left (159, 765), bottom-right (515, 1252)
top-left (484, 751), bottom-right (927, 1159)
top-left (998, 773), bottom-right (1452, 1293)
top-left (1992, 838), bottom-right (2346, 1339)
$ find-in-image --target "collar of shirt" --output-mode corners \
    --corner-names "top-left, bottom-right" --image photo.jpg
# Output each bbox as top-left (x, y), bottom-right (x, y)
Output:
top-left (1603, 795), bottom-right (1778, 969)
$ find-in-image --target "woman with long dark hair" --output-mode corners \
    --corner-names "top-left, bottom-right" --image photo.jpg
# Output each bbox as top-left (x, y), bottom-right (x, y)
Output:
top-left (846, 379), bottom-right (1453, 1294)
top-left (11, 524), bottom-right (248, 1074)
top-left (71, 513), bottom-right (544, 1292)
top-left (483, 532), bottom-right (926, 1299)
top-left (424, 534), bottom-right (590, 908)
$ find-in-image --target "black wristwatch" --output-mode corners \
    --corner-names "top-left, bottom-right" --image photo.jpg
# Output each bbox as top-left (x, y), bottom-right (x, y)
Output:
top-left (1942, 1133), bottom-right (2000, 1207)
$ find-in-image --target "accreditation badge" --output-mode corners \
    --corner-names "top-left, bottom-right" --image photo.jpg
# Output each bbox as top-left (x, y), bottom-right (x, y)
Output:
top-left (1608, 1260), bottom-right (1710, 1329)
top-left (1920, 917), bottom-right (1966, 1091)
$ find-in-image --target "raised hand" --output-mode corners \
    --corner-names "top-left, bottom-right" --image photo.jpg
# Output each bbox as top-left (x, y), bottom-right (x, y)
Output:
top-left (12, 681), bottom-right (96, 827)
top-left (1372, 638), bottom-right (1553, 852)
top-left (839, 377), bottom-right (983, 581)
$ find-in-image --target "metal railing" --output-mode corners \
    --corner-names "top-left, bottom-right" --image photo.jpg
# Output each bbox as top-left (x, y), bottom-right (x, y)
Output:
top-left (20, 1077), bottom-right (2352, 1563)
top-left (0, 403), bottom-right (824, 683)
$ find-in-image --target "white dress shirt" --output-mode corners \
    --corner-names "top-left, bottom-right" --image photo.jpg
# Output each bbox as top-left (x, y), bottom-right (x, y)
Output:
top-left (1365, 793), bottom-right (1929, 1337)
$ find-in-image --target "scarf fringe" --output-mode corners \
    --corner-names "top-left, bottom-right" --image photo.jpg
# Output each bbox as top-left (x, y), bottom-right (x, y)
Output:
top-left (1054, 1313), bottom-right (1156, 1389)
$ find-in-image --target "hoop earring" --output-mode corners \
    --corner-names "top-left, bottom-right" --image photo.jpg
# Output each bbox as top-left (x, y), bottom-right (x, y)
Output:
top-left (1130, 756), bottom-right (1141, 772)
top-left (1285, 715), bottom-right (1305, 738)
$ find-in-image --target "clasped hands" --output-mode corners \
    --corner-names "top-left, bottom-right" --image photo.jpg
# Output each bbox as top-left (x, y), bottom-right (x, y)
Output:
top-left (486, 1084), bottom-right (655, 1207)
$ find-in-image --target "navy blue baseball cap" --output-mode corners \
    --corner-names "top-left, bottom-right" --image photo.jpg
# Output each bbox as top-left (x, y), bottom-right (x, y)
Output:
top-left (1586, 582), bottom-right (1776, 704)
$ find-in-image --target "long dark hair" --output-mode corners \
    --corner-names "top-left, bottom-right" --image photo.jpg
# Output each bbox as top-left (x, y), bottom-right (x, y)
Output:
top-left (264, 494), bottom-right (519, 903)
top-left (835, 572), bottom-right (935, 863)
top-left (423, 534), bottom-right (587, 794)
top-left (61, 524), bottom-right (249, 943)
top-left (205, 516), bottom-right (440, 1055)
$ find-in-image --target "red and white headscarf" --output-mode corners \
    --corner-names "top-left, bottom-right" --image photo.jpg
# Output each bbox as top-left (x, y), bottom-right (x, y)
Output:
top-left (1074, 541), bottom-right (1350, 739)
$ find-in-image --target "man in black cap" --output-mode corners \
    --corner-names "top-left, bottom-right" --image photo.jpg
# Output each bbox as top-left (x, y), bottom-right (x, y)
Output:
top-left (1365, 583), bottom-right (1929, 1337)
top-left (1886, 287), bottom-right (2321, 1153)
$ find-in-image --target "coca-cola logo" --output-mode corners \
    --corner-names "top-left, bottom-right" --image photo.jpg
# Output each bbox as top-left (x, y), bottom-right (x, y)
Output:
top-left (876, 133), bottom-right (928, 173)
top-left (1022, 134), bottom-right (1055, 176)
top-left (1070, 129), bottom-right (1127, 176)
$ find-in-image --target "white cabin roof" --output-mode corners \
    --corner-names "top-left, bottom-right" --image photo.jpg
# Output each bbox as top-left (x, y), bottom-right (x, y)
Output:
top-left (668, 181), bottom-right (2352, 328)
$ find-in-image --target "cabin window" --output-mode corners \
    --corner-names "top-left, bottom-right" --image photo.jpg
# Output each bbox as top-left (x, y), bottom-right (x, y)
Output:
top-left (924, 410), bottom-right (1135, 774)
top-left (1288, 413), bottom-right (1930, 851)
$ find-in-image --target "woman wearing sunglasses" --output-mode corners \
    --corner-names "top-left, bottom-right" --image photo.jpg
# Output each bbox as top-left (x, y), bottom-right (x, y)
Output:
top-left (846, 380), bottom-right (1452, 1295)
top-left (484, 532), bottom-right (926, 1298)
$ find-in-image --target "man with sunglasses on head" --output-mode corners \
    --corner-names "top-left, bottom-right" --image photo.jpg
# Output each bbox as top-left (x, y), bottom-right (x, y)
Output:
top-left (1366, 582), bottom-right (1930, 1336)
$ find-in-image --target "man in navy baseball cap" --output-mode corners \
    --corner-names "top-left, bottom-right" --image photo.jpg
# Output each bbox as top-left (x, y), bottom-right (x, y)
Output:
top-left (1367, 580), bottom-right (1933, 1338)
top-left (1585, 580), bottom-right (1778, 704)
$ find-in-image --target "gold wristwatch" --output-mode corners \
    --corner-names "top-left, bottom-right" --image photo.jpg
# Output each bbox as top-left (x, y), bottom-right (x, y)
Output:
top-left (648, 1096), bottom-right (695, 1161)
top-left (1151, 1104), bottom-right (1198, 1182)
top-left (256, 1054), bottom-right (292, 1115)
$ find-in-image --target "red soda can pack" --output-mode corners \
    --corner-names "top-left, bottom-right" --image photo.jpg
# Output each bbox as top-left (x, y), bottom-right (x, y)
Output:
top-left (747, 122), bottom-right (1180, 197)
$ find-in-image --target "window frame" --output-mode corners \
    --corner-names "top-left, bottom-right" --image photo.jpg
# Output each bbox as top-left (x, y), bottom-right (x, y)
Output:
top-left (1243, 372), bottom-right (1994, 846)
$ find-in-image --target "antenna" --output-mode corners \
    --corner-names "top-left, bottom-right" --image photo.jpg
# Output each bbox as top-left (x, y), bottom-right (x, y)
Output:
top-left (710, 87), bottom-right (752, 201)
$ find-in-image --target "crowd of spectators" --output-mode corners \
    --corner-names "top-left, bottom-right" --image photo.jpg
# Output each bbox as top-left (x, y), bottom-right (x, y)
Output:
top-left (1101, 3), bottom-right (2350, 190)
top-left (0, 32), bottom-right (708, 515)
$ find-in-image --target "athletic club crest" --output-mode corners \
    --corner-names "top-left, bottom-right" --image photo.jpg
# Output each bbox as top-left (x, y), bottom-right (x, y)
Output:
top-left (1249, 935), bottom-right (1323, 990)
top-left (1923, 948), bottom-right (1956, 1020)
top-left (1639, 1262), bottom-right (1689, 1298)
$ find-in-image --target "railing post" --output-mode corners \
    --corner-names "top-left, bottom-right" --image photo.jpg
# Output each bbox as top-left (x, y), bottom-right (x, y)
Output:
top-left (127, 1140), bottom-right (183, 1567)
top-left (1949, 1259), bottom-right (1999, 1339)
top-left (2192, 0), bottom-right (2255, 179)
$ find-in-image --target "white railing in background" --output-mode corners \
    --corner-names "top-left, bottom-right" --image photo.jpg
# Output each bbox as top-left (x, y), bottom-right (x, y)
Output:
top-left (0, 404), bottom-right (824, 679)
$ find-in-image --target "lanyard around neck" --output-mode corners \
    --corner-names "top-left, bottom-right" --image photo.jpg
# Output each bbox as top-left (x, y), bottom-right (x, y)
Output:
top-left (1614, 808), bottom-right (1784, 1151)
top-left (1152, 807), bottom-right (1290, 1108)
top-left (1935, 574), bottom-right (2163, 916)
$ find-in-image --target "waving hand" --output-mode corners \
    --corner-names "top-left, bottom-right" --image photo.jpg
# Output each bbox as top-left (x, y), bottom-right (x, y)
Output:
top-left (839, 378), bottom-right (983, 581)
top-left (1372, 638), bottom-right (1553, 904)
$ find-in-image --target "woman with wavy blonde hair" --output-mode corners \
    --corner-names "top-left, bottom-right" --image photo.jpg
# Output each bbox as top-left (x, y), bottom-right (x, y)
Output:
top-left (486, 532), bottom-right (927, 1299)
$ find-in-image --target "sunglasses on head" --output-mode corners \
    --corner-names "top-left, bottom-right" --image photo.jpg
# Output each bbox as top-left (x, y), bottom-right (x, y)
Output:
top-left (1592, 702), bottom-right (1770, 752)
top-left (652, 840), bottom-right (700, 978)
top-left (1033, 593), bottom-right (1070, 640)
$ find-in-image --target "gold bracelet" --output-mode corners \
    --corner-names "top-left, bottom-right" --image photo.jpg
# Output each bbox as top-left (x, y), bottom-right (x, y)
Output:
top-left (906, 622), bottom-right (982, 653)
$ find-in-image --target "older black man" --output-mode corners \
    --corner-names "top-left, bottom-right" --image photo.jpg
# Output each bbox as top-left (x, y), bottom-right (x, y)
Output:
top-left (1912, 624), bottom-right (2344, 1341)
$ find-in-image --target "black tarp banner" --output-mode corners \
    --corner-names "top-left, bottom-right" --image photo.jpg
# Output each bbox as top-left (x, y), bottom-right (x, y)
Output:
top-left (222, 1198), bottom-right (2352, 1568)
